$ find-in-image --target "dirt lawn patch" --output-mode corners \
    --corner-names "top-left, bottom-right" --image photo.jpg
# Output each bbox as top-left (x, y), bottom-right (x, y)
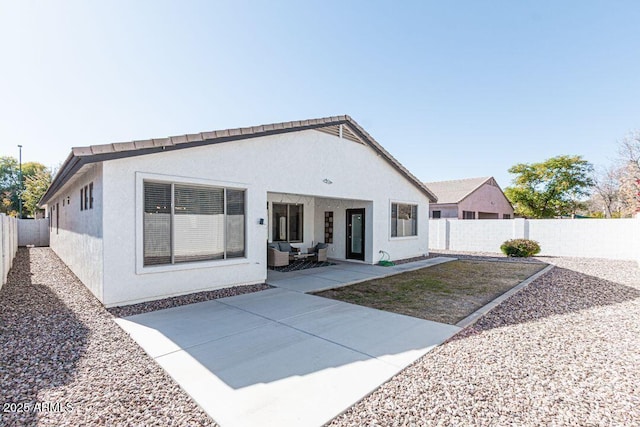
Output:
top-left (314, 260), bottom-right (547, 324)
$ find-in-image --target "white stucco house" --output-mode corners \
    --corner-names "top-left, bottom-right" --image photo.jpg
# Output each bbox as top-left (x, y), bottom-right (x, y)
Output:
top-left (40, 115), bottom-right (437, 307)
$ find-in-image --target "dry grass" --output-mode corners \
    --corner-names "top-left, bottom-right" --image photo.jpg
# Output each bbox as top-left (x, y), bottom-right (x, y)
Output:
top-left (314, 260), bottom-right (547, 324)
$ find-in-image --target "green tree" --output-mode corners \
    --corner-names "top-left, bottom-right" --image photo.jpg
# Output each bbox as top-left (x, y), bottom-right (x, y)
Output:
top-left (505, 155), bottom-right (594, 218)
top-left (22, 169), bottom-right (52, 218)
top-left (0, 156), bottom-right (20, 216)
top-left (0, 157), bottom-right (50, 217)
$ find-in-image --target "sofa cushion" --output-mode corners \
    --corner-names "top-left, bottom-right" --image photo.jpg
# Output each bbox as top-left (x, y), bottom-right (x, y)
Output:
top-left (267, 243), bottom-right (279, 250)
top-left (278, 242), bottom-right (292, 253)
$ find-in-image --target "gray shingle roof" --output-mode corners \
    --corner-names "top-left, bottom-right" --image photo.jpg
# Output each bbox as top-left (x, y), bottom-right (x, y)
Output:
top-left (423, 177), bottom-right (493, 204)
top-left (41, 115), bottom-right (437, 204)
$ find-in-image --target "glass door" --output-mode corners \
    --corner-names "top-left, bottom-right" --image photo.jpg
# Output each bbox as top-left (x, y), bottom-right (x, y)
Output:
top-left (346, 208), bottom-right (365, 261)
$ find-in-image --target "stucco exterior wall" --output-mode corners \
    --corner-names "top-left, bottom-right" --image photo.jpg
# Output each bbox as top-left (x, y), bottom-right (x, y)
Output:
top-left (457, 182), bottom-right (514, 219)
top-left (99, 129), bottom-right (429, 306)
top-left (429, 204), bottom-right (457, 219)
top-left (48, 163), bottom-right (104, 300)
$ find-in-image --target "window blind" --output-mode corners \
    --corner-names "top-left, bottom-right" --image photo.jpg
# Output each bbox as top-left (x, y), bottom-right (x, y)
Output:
top-left (226, 189), bottom-right (245, 258)
top-left (173, 185), bottom-right (224, 262)
top-left (143, 181), bottom-right (245, 266)
top-left (143, 182), bottom-right (172, 265)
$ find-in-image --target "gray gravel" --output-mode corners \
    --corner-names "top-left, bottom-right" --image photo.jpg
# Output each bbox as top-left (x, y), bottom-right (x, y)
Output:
top-left (329, 255), bottom-right (640, 426)
top-left (0, 247), bottom-right (218, 426)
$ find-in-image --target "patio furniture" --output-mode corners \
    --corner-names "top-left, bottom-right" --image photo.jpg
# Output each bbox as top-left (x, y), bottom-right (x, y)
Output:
top-left (267, 242), bottom-right (300, 267)
top-left (267, 246), bottom-right (289, 267)
top-left (308, 243), bottom-right (329, 262)
top-left (293, 252), bottom-right (315, 261)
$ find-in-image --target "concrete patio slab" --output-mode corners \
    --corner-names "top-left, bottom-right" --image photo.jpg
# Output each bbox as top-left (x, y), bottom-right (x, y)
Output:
top-left (115, 300), bottom-right (266, 358)
top-left (116, 287), bottom-right (461, 427)
top-left (219, 287), bottom-right (341, 321)
top-left (281, 301), bottom-right (460, 368)
top-left (310, 268), bottom-right (377, 283)
top-left (269, 275), bottom-right (343, 293)
top-left (330, 263), bottom-right (390, 274)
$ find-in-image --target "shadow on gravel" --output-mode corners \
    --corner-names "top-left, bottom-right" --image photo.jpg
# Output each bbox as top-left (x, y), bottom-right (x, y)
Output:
top-left (0, 248), bottom-right (89, 426)
top-left (450, 266), bottom-right (640, 339)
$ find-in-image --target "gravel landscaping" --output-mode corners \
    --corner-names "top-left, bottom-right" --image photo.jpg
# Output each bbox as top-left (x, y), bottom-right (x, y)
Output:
top-left (329, 254), bottom-right (640, 426)
top-left (0, 248), bottom-right (220, 426)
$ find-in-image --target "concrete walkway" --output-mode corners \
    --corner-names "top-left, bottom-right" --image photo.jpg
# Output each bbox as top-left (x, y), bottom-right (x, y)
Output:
top-left (116, 258), bottom-right (460, 427)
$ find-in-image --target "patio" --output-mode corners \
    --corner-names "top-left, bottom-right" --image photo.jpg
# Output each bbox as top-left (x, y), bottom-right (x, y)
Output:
top-left (116, 257), bottom-right (460, 427)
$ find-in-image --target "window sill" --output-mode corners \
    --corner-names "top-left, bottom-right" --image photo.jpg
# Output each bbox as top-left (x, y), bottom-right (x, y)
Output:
top-left (137, 257), bottom-right (250, 275)
top-left (389, 235), bottom-right (419, 241)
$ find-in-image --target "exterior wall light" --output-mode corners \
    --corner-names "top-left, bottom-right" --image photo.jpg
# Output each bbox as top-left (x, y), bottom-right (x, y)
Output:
top-left (323, 179), bottom-right (333, 184)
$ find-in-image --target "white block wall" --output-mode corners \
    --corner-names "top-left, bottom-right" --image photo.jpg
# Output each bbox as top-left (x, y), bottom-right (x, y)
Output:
top-left (0, 213), bottom-right (18, 289)
top-left (18, 219), bottom-right (50, 247)
top-left (449, 219), bottom-right (514, 252)
top-left (429, 217), bottom-right (640, 261)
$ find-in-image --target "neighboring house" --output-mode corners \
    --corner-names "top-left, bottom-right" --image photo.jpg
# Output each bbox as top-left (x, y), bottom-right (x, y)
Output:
top-left (40, 115), bottom-right (437, 307)
top-left (424, 176), bottom-right (514, 220)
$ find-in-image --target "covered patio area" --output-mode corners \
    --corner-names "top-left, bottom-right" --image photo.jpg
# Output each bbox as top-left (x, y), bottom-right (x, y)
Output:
top-left (267, 192), bottom-right (374, 264)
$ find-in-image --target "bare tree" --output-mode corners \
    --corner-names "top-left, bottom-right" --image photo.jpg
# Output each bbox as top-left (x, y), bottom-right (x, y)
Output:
top-left (617, 132), bottom-right (640, 215)
top-left (591, 164), bottom-right (621, 218)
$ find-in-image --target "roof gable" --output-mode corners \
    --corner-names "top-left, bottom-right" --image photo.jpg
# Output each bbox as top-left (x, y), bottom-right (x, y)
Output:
top-left (424, 177), bottom-right (495, 204)
top-left (41, 115), bottom-right (437, 204)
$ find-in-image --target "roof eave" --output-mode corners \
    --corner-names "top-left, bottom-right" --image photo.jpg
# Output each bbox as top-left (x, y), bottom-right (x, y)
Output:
top-left (40, 114), bottom-right (437, 205)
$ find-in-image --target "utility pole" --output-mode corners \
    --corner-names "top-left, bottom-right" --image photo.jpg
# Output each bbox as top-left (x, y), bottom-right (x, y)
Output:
top-left (18, 145), bottom-right (22, 219)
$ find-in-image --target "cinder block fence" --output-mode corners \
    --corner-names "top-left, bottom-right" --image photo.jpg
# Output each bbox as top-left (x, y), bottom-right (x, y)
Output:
top-left (0, 214), bottom-right (18, 289)
top-left (429, 217), bottom-right (640, 261)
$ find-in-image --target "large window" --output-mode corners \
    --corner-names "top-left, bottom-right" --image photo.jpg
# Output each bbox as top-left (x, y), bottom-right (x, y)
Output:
top-left (272, 203), bottom-right (303, 242)
top-left (143, 181), bottom-right (245, 266)
top-left (391, 203), bottom-right (417, 237)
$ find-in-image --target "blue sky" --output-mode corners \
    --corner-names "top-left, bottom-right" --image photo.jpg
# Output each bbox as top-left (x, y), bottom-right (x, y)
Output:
top-left (1, 1), bottom-right (639, 188)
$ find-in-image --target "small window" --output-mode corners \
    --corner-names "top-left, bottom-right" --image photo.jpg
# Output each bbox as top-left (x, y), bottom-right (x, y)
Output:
top-left (84, 185), bottom-right (89, 210)
top-left (462, 211), bottom-right (476, 220)
top-left (89, 182), bottom-right (94, 209)
top-left (391, 203), bottom-right (418, 237)
top-left (503, 214), bottom-right (511, 219)
top-left (432, 210), bottom-right (441, 219)
top-left (80, 188), bottom-right (84, 211)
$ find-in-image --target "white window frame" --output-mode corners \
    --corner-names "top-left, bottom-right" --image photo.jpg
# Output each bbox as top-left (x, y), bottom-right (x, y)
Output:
top-left (135, 172), bottom-right (249, 275)
top-left (389, 200), bottom-right (419, 240)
